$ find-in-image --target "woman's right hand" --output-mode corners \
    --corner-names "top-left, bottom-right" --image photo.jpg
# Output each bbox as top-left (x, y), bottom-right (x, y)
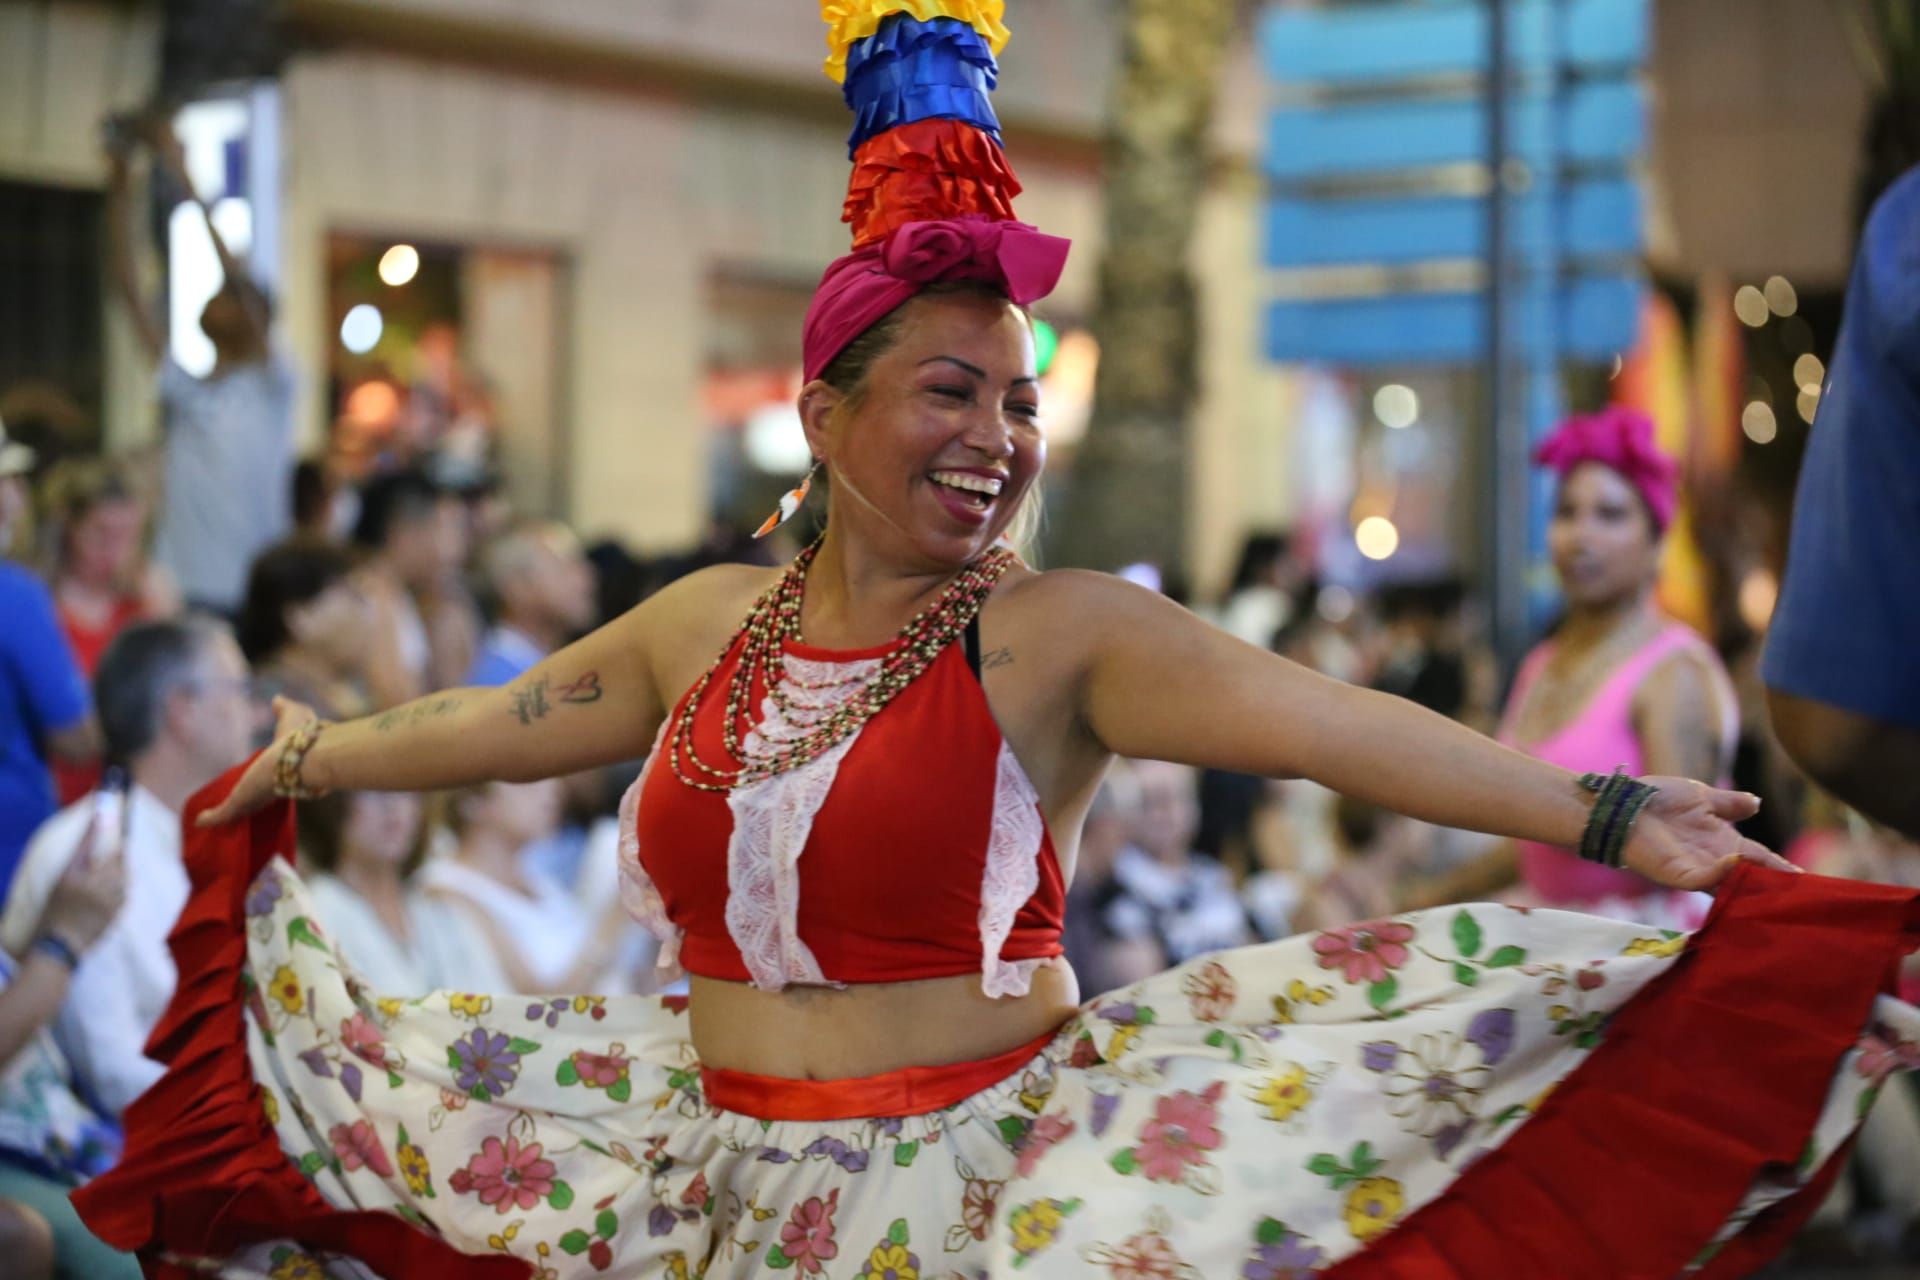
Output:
top-left (197, 696), bottom-right (318, 828)
top-left (40, 820), bottom-right (127, 951)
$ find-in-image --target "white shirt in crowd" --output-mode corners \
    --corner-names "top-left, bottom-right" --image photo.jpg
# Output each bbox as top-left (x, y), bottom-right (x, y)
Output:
top-left (419, 858), bottom-right (627, 993)
top-left (153, 352), bottom-right (297, 611)
top-left (306, 873), bottom-right (508, 996)
top-left (0, 785), bottom-right (187, 1116)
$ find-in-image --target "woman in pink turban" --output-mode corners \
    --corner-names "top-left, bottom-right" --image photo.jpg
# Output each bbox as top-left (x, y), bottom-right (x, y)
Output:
top-left (1416, 407), bottom-right (1740, 929)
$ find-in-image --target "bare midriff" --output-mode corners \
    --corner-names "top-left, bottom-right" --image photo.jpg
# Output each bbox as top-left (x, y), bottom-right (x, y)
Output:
top-left (687, 957), bottom-right (1081, 1080)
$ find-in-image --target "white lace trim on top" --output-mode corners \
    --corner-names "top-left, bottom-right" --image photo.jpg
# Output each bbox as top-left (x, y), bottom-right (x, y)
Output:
top-left (616, 723), bottom-right (683, 975)
top-left (724, 654), bottom-right (881, 991)
top-left (978, 739), bottom-right (1048, 998)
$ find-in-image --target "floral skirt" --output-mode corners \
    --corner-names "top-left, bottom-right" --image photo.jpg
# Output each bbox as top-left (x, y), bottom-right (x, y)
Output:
top-left (75, 796), bottom-right (1920, 1280)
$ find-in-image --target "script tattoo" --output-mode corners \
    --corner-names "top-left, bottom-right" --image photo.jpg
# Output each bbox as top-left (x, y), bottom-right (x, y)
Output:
top-left (510, 671), bottom-right (605, 726)
top-left (981, 647), bottom-right (1016, 671)
top-left (372, 695), bottom-right (461, 733)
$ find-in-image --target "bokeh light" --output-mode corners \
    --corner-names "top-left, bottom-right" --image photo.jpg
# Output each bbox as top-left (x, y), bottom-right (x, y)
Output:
top-left (1793, 353), bottom-right (1825, 391)
top-left (1741, 400), bottom-right (1777, 444)
top-left (1733, 286), bottom-right (1769, 328)
top-left (340, 304), bottom-right (384, 354)
top-left (1763, 275), bottom-right (1798, 317)
top-left (1355, 515), bottom-right (1400, 560)
top-left (378, 244), bottom-right (420, 287)
top-left (1373, 384), bottom-right (1419, 429)
top-left (1797, 388), bottom-right (1820, 424)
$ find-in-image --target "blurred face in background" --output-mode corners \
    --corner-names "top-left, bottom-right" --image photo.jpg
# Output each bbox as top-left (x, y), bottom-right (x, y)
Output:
top-left (504, 530), bottom-right (596, 635)
top-left (342, 791), bottom-right (424, 872)
top-left (65, 494), bottom-right (145, 588)
top-left (389, 497), bottom-right (470, 587)
top-left (173, 632), bottom-right (256, 784)
top-left (468, 778), bottom-right (564, 848)
top-left (288, 578), bottom-right (372, 676)
top-left (1130, 760), bottom-right (1200, 864)
top-left (1548, 462), bottom-right (1662, 612)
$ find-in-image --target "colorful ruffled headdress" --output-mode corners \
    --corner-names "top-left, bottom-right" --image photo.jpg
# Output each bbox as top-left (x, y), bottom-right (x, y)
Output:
top-left (803, 0), bottom-right (1071, 382)
top-left (1534, 406), bottom-right (1680, 532)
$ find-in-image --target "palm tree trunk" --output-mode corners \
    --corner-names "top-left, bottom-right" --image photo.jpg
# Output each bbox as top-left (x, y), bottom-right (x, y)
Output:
top-left (1050, 0), bottom-right (1238, 572)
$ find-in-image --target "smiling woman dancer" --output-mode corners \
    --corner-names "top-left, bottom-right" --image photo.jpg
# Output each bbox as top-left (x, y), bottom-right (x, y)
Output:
top-left (79, 5), bottom-right (1919, 1278)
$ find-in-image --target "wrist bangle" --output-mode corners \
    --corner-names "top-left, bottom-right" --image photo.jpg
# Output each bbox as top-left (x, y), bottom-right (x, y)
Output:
top-left (1576, 767), bottom-right (1658, 869)
top-left (32, 932), bottom-right (82, 972)
top-left (272, 719), bottom-right (333, 800)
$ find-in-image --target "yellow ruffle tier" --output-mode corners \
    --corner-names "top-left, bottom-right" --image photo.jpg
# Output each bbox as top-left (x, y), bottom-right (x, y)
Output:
top-left (821, 0), bottom-right (1010, 83)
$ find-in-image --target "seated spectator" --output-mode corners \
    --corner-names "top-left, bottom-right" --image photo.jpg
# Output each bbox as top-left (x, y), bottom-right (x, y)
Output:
top-left (298, 791), bottom-right (504, 995)
top-left (38, 457), bottom-right (177, 678)
top-left (422, 779), bottom-right (632, 993)
top-left (0, 619), bottom-right (253, 1115)
top-left (1098, 760), bottom-right (1253, 966)
top-left (0, 821), bottom-right (140, 1278)
top-left (237, 538), bottom-right (374, 725)
top-left (352, 470), bottom-right (476, 705)
top-left (0, 425), bottom-right (97, 895)
top-left (466, 520), bottom-right (597, 687)
top-left (39, 459), bottom-right (177, 807)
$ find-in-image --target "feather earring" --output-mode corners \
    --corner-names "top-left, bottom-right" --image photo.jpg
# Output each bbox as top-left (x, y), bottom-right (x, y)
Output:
top-left (753, 461), bottom-right (820, 539)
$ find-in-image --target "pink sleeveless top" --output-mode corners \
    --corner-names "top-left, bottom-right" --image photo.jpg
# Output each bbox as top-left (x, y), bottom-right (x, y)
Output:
top-left (1498, 622), bottom-right (1737, 911)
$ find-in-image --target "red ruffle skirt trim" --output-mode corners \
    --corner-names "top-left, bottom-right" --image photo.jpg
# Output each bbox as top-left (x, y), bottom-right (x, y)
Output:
top-left (73, 759), bottom-right (1920, 1280)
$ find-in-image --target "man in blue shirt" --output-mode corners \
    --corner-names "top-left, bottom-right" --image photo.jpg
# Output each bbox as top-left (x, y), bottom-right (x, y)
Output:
top-left (0, 423), bottom-right (97, 894)
top-left (1763, 164), bottom-right (1920, 839)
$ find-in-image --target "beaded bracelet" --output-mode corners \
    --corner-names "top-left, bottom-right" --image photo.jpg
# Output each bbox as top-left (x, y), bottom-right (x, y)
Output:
top-left (272, 718), bottom-right (333, 800)
top-left (1575, 767), bottom-right (1658, 868)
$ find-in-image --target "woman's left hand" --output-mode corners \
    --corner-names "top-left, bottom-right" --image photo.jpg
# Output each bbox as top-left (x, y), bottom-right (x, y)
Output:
top-left (1623, 777), bottom-right (1801, 892)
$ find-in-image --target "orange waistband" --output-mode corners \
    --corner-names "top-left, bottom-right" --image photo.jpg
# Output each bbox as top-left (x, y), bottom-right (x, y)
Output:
top-left (700, 1024), bottom-right (1063, 1122)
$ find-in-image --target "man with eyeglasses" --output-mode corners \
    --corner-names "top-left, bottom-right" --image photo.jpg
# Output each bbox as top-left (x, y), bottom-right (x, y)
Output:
top-left (0, 618), bottom-right (255, 1116)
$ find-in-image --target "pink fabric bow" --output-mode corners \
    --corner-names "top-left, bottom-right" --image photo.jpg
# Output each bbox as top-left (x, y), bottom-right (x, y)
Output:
top-left (1533, 406), bottom-right (1680, 531)
top-left (802, 216), bottom-right (1070, 381)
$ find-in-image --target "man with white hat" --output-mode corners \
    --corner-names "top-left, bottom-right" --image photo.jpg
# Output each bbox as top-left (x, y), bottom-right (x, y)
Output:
top-left (0, 420), bottom-right (98, 896)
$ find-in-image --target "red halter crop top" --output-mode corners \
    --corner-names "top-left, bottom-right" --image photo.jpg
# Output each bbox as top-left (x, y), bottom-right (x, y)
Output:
top-left (618, 621), bottom-right (1066, 997)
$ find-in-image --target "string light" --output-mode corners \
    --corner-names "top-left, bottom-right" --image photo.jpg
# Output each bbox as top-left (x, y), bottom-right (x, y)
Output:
top-left (1763, 275), bottom-right (1798, 317)
top-left (1733, 286), bottom-right (1769, 327)
top-left (1793, 354), bottom-right (1825, 391)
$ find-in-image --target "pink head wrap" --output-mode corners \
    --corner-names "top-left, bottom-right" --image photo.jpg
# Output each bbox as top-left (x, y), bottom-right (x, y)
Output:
top-left (1533, 406), bottom-right (1679, 532)
top-left (802, 215), bottom-right (1070, 382)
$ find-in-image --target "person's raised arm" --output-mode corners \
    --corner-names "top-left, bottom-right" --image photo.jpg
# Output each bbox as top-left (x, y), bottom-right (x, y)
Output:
top-left (142, 118), bottom-right (270, 348)
top-left (1062, 572), bottom-right (1792, 893)
top-left (104, 144), bottom-right (163, 364)
top-left (200, 570), bottom-right (707, 825)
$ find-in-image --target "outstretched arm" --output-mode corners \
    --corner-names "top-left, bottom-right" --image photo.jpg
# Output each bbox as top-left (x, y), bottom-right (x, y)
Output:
top-left (1062, 573), bottom-right (1792, 892)
top-left (201, 594), bottom-right (670, 824)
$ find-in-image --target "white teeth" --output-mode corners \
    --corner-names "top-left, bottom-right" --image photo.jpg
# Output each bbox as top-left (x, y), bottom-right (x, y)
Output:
top-left (930, 470), bottom-right (1004, 497)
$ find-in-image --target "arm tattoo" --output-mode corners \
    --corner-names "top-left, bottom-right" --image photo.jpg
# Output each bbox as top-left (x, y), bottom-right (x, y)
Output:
top-left (372, 695), bottom-right (462, 733)
top-left (981, 647), bottom-right (1016, 671)
top-left (509, 671), bottom-right (605, 726)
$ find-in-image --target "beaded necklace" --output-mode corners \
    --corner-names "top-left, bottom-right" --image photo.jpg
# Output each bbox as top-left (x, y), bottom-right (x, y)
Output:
top-left (667, 543), bottom-right (1017, 793)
